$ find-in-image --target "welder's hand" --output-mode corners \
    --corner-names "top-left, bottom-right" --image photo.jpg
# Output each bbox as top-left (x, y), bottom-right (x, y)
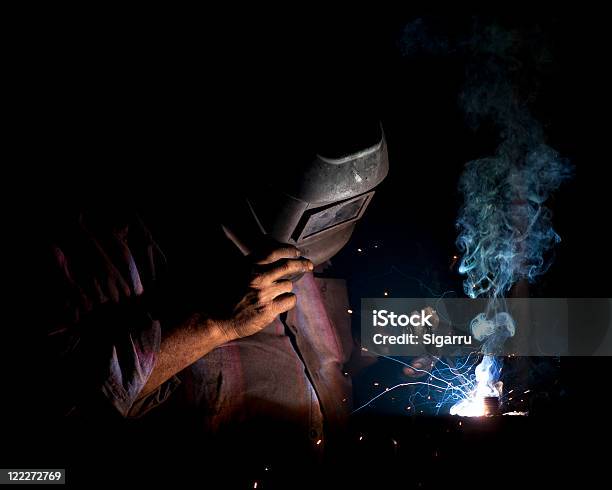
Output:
top-left (49, 212), bottom-right (162, 323)
top-left (403, 354), bottom-right (437, 379)
top-left (215, 246), bottom-right (313, 342)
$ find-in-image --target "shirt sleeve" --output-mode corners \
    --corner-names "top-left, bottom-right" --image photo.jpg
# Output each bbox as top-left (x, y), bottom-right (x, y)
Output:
top-left (99, 313), bottom-right (162, 417)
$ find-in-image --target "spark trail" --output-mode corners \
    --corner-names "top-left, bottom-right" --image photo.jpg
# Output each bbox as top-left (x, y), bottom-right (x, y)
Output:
top-left (352, 351), bottom-right (483, 415)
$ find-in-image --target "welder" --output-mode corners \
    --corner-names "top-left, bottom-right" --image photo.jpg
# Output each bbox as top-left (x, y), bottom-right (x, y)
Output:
top-left (37, 112), bottom-right (389, 479)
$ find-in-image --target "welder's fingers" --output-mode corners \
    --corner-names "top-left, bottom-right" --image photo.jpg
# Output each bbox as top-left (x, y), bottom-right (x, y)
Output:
top-left (70, 236), bottom-right (132, 304)
top-left (78, 221), bottom-right (132, 301)
top-left (252, 258), bottom-right (313, 286)
top-left (253, 246), bottom-right (301, 265)
top-left (403, 355), bottom-right (435, 378)
top-left (94, 245), bottom-right (132, 302)
top-left (403, 366), bottom-right (427, 379)
top-left (259, 280), bottom-right (294, 303)
top-left (269, 292), bottom-right (298, 315)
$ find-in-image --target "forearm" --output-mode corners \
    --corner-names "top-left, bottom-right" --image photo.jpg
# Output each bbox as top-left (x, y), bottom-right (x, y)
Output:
top-left (138, 246), bottom-right (310, 402)
top-left (139, 313), bottom-right (228, 398)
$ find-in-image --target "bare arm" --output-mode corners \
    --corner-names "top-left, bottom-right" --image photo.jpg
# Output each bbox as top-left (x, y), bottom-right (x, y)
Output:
top-left (138, 246), bottom-right (313, 398)
top-left (139, 313), bottom-right (226, 398)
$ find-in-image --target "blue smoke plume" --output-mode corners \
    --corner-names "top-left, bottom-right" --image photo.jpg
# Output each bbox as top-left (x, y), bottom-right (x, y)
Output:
top-left (400, 16), bottom-right (573, 301)
top-left (400, 17), bottom-right (573, 415)
top-left (454, 22), bottom-right (573, 298)
top-left (457, 146), bottom-right (573, 299)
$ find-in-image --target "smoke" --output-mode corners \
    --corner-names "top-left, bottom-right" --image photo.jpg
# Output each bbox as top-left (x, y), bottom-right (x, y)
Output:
top-left (457, 147), bottom-right (572, 299)
top-left (455, 21), bottom-right (573, 296)
top-left (471, 311), bottom-right (515, 355)
top-left (400, 17), bottom-right (573, 415)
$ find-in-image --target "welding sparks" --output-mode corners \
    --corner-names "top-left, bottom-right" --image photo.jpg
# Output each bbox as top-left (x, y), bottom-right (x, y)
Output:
top-left (352, 352), bottom-right (484, 415)
top-left (449, 354), bottom-right (503, 417)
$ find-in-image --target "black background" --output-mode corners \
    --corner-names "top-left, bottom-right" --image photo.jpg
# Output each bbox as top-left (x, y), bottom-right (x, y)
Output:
top-left (6, 8), bottom-right (612, 488)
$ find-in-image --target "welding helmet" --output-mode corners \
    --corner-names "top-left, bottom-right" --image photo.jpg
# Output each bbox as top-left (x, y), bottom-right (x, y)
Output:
top-left (224, 116), bottom-right (389, 266)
